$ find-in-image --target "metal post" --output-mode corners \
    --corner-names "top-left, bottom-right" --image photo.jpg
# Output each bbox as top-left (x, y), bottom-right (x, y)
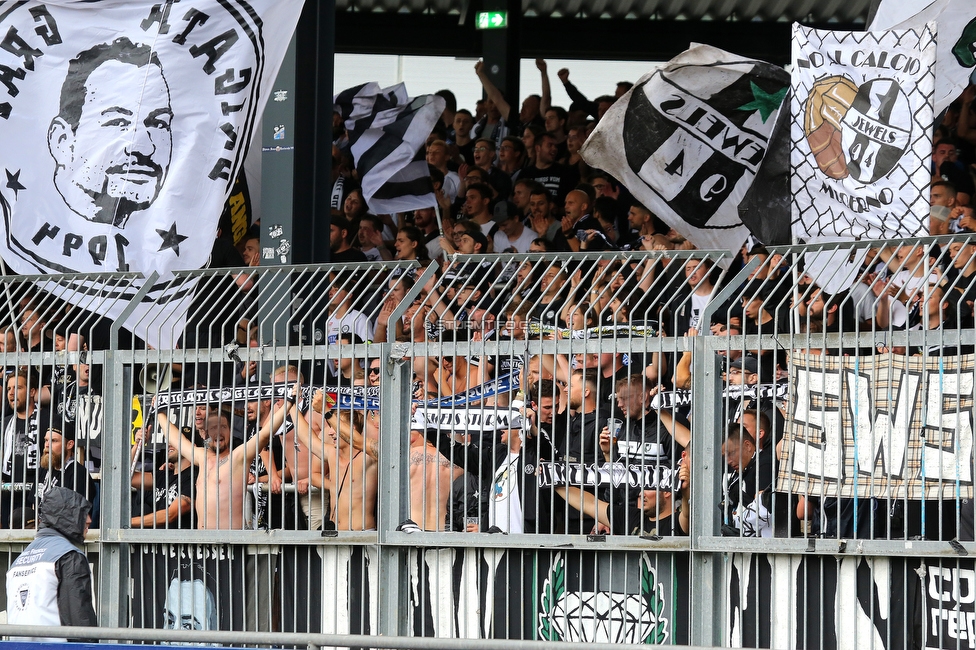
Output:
top-left (294, 0), bottom-right (334, 263)
top-left (689, 343), bottom-right (725, 646)
top-left (260, 35), bottom-right (297, 269)
top-left (97, 355), bottom-right (131, 629)
top-left (376, 341), bottom-right (412, 636)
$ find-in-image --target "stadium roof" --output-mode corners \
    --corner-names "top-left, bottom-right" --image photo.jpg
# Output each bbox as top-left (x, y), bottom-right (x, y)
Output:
top-left (333, 0), bottom-right (870, 64)
top-left (335, 0), bottom-right (871, 22)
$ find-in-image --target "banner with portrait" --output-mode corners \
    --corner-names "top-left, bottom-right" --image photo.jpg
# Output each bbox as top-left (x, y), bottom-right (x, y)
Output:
top-left (790, 23), bottom-right (936, 241)
top-left (130, 544), bottom-right (245, 631)
top-left (0, 0), bottom-right (303, 347)
top-left (778, 353), bottom-right (975, 500)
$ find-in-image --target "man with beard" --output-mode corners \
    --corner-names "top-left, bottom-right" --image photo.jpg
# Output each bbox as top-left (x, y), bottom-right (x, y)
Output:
top-left (48, 38), bottom-right (173, 228)
top-left (37, 417), bottom-right (97, 509)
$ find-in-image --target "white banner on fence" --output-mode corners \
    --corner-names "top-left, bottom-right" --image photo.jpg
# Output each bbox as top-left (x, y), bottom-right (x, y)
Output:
top-left (779, 352), bottom-right (975, 500)
top-left (0, 1), bottom-right (303, 346)
top-left (790, 23), bottom-right (936, 242)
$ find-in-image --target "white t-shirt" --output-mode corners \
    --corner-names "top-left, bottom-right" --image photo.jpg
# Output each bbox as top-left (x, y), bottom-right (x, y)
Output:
top-left (326, 309), bottom-right (374, 345)
top-left (689, 293), bottom-right (710, 331)
top-left (488, 451), bottom-right (524, 534)
top-left (443, 171), bottom-right (461, 203)
top-left (494, 225), bottom-right (536, 254)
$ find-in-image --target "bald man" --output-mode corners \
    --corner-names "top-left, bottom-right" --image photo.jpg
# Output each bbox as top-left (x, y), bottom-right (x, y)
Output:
top-left (561, 189), bottom-right (602, 251)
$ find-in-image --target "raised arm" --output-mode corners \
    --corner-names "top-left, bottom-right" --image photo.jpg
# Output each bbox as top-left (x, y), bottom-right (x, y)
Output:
top-left (475, 60), bottom-right (512, 122)
top-left (655, 404), bottom-right (691, 449)
top-left (157, 411), bottom-right (208, 467)
top-left (238, 392), bottom-right (291, 468)
top-left (555, 485), bottom-right (611, 527)
top-left (557, 68), bottom-right (598, 119)
top-left (290, 398), bottom-right (331, 460)
top-left (537, 59), bottom-right (551, 115)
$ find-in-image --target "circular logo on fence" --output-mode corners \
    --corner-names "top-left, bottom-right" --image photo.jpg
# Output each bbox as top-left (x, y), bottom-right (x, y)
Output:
top-left (803, 76), bottom-right (911, 183)
top-left (0, 2), bottom-right (265, 276)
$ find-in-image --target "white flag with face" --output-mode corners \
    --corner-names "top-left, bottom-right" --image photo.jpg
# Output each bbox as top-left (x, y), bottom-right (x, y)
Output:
top-left (790, 23), bottom-right (936, 242)
top-left (0, 0), bottom-right (303, 346)
top-left (870, 0), bottom-right (976, 114)
top-left (580, 45), bottom-right (789, 258)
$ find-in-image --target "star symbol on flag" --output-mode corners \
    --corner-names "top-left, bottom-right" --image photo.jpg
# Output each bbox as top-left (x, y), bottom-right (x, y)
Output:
top-left (5, 169), bottom-right (25, 198)
top-left (737, 82), bottom-right (788, 123)
top-left (156, 222), bottom-right (188, 256)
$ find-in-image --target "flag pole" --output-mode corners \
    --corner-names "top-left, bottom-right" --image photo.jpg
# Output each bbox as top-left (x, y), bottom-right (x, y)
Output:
top-left (433, 201), bottom-right (451, 263)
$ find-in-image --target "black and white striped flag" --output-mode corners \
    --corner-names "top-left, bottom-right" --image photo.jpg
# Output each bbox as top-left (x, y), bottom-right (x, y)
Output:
top-left (580, 45), bottom-right (789, 260)
top-left (335, 83), bottom-right (445, 214)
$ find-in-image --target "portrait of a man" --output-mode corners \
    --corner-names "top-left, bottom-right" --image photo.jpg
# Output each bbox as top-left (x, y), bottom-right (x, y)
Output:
top-left (47, 37), bottom-right (173, 228)
top-left (163, 575), bottom-right (218, 631)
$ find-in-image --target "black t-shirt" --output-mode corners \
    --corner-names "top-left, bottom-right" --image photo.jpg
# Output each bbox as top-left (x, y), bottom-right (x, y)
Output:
top-left (38, 460), bottom-right (97, 505)
top-left (614, 409), bottom-right (676, 466)
top-left (132, 463), bottom-right (197, 530)
top-left (520, 163), bottom-right (580, 207)
top-left (3, 414), bottom-right (38, 483)
top-left (331, 248), bottom-right (368, 264)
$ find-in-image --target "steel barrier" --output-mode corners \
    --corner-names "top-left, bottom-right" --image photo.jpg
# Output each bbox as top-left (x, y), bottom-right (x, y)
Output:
top-left (0, 240), bottom-right (974, 648)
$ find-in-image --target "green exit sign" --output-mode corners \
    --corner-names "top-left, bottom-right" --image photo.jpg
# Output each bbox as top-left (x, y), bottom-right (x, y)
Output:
top-left (475, 11), bottom-right (508, 29)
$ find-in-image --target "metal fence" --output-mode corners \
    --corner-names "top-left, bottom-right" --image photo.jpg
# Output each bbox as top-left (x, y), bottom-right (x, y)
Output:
top-left (1, 238), bottom-right (975, 648)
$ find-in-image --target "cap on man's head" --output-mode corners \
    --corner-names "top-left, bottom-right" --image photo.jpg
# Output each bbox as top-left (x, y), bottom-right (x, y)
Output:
top-left (463, 229), bottom-right (489, 253)
top-left (46, 421), bottom-right (76, 442)
top-left (729, 355), bottom-right (759, 374)
top-left (493, 201), bottom-right (520, 223)
top-left (39, 409), bottom-right (75, 442)
top-left (332, 215), bottom-right (352, 232)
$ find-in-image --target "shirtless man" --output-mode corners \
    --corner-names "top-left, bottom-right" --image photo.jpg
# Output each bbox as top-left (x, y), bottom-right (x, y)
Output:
top-left (299, 394), bottom-right (377, 531)
top-left (268, 365), bottom-right (328, 529)
top-left (405, 430), bottom-right (464, 531)
top-left (158, 399), bottom-right (288, 529)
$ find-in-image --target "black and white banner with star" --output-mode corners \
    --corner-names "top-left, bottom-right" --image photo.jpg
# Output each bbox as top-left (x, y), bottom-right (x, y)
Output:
top-left (790, 23), bottom-right (936, 242)
top-left (0, 0), bottom-right (303, 346)
top-left (580, 44), bottom-right (789, 258)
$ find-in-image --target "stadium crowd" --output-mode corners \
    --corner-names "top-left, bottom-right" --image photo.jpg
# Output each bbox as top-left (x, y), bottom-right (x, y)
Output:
top-left (2, 64), bottom-right (976, 555)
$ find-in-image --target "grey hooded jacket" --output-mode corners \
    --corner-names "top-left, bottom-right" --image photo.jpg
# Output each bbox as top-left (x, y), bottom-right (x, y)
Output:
top-left (29, 486), bottom-right (96, 634)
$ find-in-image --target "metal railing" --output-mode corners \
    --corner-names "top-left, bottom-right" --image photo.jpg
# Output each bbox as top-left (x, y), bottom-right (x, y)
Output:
top-left (0, 240), bottom-right (974, 648)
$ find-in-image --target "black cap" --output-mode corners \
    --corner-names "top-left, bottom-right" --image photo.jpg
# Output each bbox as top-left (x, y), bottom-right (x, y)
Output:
top-left (729, 355), bottom-right (759, 374)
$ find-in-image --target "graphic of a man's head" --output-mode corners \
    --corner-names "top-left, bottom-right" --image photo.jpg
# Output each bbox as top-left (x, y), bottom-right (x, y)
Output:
top-left (164, 577), bottom-right (218, 631)
top-left (48, 37), bottom-right (173, 228)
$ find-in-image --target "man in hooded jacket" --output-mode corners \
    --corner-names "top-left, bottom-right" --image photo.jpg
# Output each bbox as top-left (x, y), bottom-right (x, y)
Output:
top-left (5, 486), bottom-right (96, 641)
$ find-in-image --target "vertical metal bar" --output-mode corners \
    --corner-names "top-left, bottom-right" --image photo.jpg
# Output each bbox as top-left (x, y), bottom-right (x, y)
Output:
top-left (376, 341), bottom-right (410, 636)
top-left (101, 274), bottom-right (158, 629)
top-left (97, 355), bottom-right (130, 628)
top-left (260, 36), bottom-right (297, 267)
